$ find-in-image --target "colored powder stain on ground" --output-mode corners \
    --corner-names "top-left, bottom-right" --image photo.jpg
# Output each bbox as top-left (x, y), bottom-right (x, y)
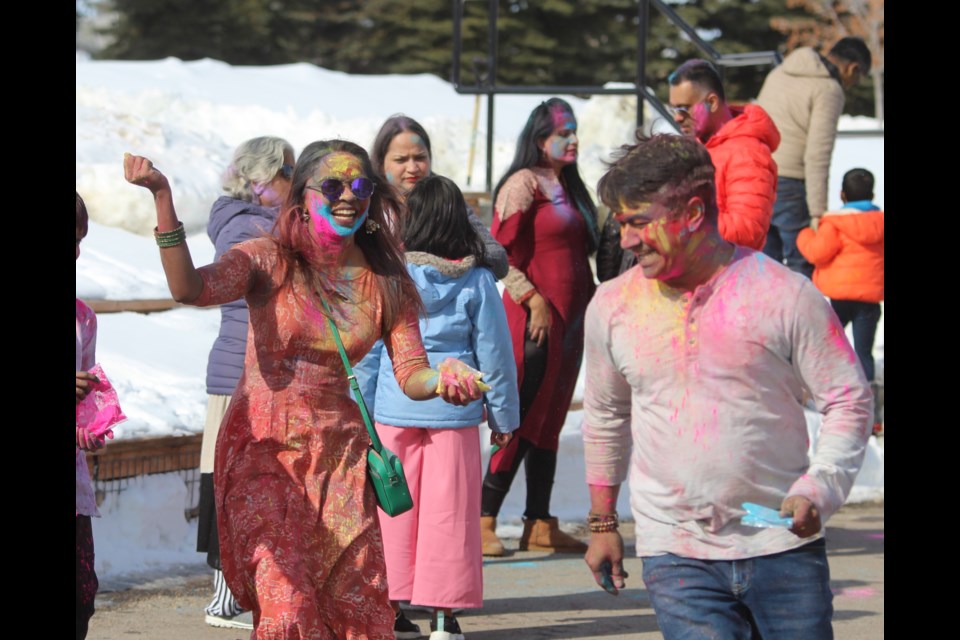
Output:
top-left (832, 586), bottom-right (876, 599)
top-left (866, 533), bottom-right (884, 540)
top-left (487, 561), bottom-right (538, 568)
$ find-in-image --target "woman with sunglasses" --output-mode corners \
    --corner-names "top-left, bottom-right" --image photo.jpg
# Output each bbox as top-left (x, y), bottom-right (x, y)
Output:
top-left (197, 136), bottom-right (293, 631)
top-left (482, 98), bottom-right (599, 556)
top-left (371, 114), bottom-right (508, 280)
top-left (124, 140), bottom-right (485, 639)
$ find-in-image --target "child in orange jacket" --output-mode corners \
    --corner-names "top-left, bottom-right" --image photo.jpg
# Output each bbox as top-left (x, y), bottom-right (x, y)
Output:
top-left (797, 168), bottom-right (883, 430)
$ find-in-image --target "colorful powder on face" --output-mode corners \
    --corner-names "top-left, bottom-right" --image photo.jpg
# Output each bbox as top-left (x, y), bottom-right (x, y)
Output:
top-left (550, 108), bottom-right (575, 129)
top-left (689, 102), bottom-right (712, 138)
top-left (255, 183), bottom-right (284, 207)
top-left (306, 191), bottom-right (369, 240)
top-left (303, 152), bottom-right (372, 242)
top-left (542, 110), bottom-right (578, 165)
top-left (548, 137), bottom-right (569, 158)
top-left (617, 192), bottom-right (722, 284)
top-left (322, 152), bottom-right (364, 179)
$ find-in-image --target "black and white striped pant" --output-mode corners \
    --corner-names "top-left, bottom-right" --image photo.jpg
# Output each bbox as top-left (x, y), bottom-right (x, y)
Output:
top-left (205, 569), bottom-right (246, 617)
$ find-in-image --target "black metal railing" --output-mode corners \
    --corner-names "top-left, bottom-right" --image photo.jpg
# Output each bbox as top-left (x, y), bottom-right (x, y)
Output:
top-left (451, 0), bottom-right (782, 191)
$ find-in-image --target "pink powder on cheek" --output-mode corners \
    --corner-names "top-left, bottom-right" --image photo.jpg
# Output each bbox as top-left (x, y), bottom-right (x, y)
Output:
top-left (690, 102), bottom-right (711, 135)
top-left (640, 219), bottom-right (684, 262)
top-left (310, 210), bottom-right (341, 245)
top-left (257, 184), bottom-right (284, 207)
top-left (304, 191), bottom-right (351, 252)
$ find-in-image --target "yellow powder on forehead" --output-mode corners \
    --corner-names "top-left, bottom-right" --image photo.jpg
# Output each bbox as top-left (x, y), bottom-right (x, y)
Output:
top-left (318, 152), bottom-right (363, 179)
top-left (615, 200), bottom-right (653, 219)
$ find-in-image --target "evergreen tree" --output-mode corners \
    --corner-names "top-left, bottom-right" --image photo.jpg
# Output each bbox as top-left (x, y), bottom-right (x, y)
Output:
top-left (97, 0), bottom-right (879, 119)
top-left (770, 0), bottom-right (883, 119)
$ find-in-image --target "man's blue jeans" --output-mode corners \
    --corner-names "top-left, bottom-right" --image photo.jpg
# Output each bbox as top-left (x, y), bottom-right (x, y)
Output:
top-left (641, 539), bottom-right (833, 640)
top-left (763, 177), bottom-right (814, 279)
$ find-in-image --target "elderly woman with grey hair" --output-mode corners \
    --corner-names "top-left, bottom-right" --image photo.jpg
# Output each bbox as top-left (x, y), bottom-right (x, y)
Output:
top-left (196, 136), bottom-right (295, 630)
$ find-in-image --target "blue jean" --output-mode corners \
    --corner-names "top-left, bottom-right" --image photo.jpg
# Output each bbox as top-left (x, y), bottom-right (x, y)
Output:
top-left (830, 300), bottom-right (881, 382)
top-left (641, 539), bottom-right (833, 640)
top-left (763, 177), bottom-right (814, 279)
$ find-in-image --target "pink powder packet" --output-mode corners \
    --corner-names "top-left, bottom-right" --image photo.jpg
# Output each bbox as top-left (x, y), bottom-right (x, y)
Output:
top-left (76, 363), bottom-right (127, 439)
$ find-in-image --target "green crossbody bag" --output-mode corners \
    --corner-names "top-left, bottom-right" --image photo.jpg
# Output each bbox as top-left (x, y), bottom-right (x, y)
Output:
top-left (323, 302), bottom-right (414, 517)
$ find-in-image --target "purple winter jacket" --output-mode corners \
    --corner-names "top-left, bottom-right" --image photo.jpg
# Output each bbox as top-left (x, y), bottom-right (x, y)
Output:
top-left (204, 196), bottom-right (279, 395)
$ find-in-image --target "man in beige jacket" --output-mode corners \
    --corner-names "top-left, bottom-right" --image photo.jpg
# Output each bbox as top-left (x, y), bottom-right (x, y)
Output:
top-left (757, 37), bottom-right (871, 278)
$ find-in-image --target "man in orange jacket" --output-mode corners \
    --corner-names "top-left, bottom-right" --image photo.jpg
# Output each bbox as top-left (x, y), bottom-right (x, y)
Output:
top-left (595, 59), bottom-right (781, 281)
top-left (667, 59), bottom-right (780, 251)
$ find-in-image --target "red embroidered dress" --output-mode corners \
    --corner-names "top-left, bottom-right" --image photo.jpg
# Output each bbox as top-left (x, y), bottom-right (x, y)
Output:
top-left (191, 238), bottom-right (430, 640)
top-left (491, 167), bottom-right (596, 454)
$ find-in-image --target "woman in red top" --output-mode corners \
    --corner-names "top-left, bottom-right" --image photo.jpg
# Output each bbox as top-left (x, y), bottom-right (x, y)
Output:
top-left (482, 98), bottom-right (599, 555)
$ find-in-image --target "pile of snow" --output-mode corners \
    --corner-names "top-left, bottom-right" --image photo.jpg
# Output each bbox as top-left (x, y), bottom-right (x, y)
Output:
top-left (93, 473), bottom-right (200, 579)
top-left (77, 57), bottom-right (882, 237)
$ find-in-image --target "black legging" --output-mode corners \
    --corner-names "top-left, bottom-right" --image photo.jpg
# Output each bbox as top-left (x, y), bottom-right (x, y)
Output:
top-left (481, 335), bottom-right (557, 519)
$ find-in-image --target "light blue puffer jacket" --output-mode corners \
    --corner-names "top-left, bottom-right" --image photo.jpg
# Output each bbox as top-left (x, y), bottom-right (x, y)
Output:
top-left (354, 252), bottom-right (519, 432)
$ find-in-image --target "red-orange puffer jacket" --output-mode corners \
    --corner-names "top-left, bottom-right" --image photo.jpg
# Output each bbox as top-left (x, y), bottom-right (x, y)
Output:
top-left (706, 104), bottom-right (781, 251)
top-left (797, 206), bottom-right (884, 302)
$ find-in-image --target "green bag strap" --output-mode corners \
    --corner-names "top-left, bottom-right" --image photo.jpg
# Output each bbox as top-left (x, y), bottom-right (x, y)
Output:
top-left (319, 295), bottom-right (384, 455)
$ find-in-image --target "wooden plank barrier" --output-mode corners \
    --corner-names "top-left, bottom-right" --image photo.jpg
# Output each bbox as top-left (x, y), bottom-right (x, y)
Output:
top-left (85, 299), bottom-right (181, 314)
top-left (86, 434), bottom-right (203, 481)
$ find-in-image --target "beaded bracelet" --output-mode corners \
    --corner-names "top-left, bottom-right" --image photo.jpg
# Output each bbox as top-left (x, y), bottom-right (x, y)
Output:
top-left (587, 511), bottom-right (620, 533)
top-left (154, 222), bottom-right (186, 248)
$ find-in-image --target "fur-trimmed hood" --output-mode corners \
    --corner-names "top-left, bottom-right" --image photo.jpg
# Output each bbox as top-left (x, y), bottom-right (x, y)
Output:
top-left (354, 251), bottom-right (519, 431)
top-left (404, 252), bottom-right (481, 315)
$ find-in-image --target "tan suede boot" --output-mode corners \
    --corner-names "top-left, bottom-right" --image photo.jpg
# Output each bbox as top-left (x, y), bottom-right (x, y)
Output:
top-left (518, 517), bottom-right (588, 553)
top-left (480, 516), bottom-right (505, 557)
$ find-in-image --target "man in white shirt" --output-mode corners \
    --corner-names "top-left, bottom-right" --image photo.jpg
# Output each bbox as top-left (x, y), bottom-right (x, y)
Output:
top-left (581, 133), bottom-right (872, 639)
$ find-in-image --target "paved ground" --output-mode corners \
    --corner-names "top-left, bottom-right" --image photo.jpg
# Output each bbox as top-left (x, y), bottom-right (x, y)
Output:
top-left (89, 502), bottom-right (882, 639)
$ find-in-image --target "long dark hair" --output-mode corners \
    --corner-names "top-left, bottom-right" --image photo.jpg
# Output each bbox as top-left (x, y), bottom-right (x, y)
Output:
top-left (273, 139), bottom-right (421, 330)
top-left (493, 98), bottom-right (599, 252)
top-left (404, 175), bottom-right (486, 263)
top-left (371, 114), bottom-right (433, 176)
top-left (76, 191), bottom-right (89, 236)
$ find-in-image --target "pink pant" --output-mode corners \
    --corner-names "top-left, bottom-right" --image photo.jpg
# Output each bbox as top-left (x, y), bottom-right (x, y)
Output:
top-left (375, 423), bottom-right (483, 609)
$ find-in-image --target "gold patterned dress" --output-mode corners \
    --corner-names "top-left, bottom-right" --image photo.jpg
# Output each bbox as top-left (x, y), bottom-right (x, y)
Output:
top-left (191, 238), bottom-right (430, 640)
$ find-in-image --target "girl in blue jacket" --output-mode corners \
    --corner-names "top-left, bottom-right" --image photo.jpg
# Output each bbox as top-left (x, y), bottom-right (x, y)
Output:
top-left (356, 175), bottom-right (519, 640)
